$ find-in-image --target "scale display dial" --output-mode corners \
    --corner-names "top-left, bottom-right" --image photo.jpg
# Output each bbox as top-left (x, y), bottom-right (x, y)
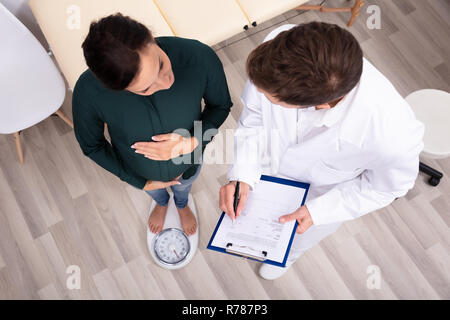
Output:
top-left (154, 228), bottom-right (190, 265)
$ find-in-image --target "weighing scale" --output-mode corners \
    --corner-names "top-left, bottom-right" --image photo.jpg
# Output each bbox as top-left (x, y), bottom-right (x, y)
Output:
top-left (147, 193), bottom-right (198, 269)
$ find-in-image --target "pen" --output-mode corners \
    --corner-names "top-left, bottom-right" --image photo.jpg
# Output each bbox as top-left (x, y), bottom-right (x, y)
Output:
top-left (233, 181), bottom-right (240, 224)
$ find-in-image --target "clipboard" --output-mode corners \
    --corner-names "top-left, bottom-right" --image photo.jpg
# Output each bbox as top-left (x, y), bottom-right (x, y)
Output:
top-left (207, 175), bottom-right (310, 267)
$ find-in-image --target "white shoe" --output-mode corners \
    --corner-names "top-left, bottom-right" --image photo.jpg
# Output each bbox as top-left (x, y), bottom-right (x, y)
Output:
top-left (259, 263), bottom-right (290, 280)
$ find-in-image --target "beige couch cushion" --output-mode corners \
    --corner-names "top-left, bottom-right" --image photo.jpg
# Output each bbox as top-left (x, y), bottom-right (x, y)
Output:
top-left (29, 0), bottom-right (310, 91)
top-left (154, 0), bottom-right (249, 46)
top-left (29, 0), bottom-right (174, 90)
top-left (237, 0), bottom-right (308, 25)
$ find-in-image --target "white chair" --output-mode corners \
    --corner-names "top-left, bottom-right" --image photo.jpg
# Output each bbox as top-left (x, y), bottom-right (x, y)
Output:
top-left (406, 89), bottom-right (450, 186)
top-left (0, 3), bottom-right (73, 164)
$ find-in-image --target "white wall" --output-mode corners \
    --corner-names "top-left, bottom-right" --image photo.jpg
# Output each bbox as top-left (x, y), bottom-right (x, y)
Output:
top-left (1, 0), bottom-right (49, 48)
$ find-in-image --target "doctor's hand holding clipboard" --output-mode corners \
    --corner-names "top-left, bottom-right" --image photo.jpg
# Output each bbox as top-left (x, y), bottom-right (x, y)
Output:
top-left (219, 180), bottom-right (314, 234)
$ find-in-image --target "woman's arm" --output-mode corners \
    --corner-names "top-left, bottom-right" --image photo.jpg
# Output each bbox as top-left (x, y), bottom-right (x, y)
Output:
top-left (72, 84), bottom-right (148, 189)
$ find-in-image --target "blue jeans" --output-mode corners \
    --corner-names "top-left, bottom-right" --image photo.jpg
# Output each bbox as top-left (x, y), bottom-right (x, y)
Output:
top-left (145, 165), bottom-right (202, 209)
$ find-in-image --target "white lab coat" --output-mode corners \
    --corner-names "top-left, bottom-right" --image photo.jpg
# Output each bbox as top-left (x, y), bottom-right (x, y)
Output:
top-left (228, 25), bottom-right (425, 227)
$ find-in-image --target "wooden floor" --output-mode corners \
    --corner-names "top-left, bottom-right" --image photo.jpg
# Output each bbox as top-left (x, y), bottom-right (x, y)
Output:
top-left (0, 0), bottom-right (449, 299)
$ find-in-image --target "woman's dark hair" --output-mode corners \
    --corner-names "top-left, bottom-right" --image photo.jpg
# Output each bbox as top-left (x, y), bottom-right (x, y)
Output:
top-left (246, 22), bottom-right (363, 106)
top-left (82, 13), bottom-right (154, 90)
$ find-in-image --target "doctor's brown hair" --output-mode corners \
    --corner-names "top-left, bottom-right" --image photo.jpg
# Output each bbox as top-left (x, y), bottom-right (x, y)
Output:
top-left (246, 22), bottom-right (363, 106)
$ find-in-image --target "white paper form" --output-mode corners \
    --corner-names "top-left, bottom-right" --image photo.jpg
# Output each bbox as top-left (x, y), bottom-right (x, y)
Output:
top-left (211, 179), bottom-right (306, 264)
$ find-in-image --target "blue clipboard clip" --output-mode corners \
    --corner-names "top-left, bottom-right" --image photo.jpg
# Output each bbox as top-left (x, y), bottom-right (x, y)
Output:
top-left (225, 243), bottom-right (268, 261)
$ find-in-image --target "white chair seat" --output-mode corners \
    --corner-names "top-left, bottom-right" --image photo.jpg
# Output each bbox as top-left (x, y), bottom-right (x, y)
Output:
top-left (406, 89), bottom-right (450, 159)
top-left (0, 3), bottom-right (65, 134)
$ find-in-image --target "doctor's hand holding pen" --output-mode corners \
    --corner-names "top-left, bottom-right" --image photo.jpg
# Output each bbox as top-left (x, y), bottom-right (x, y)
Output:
top-left (219, 179), bottom-right (313, 233)
top-left (219, 181), bottom-right (250, 222)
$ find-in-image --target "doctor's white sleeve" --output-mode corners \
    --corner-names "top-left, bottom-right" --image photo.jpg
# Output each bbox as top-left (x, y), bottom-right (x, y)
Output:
top-left (227, 81), bottom-right (265, 189)
top-left (306, 134), bottom-right (424, 226)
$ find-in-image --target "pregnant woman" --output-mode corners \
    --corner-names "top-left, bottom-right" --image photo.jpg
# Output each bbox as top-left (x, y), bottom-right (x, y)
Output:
top-left (72, 13), bottom-right (232, 236)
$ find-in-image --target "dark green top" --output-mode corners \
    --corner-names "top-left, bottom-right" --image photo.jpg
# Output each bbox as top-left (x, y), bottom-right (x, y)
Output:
top-left (72, 37), bottom-right (232, 189)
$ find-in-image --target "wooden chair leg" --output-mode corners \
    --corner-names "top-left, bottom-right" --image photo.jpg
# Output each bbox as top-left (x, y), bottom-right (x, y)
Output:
top-left (348, 0), bottom-right (364, 27)
top-left (54, 108), bottom-right (74, 129)
top-left (13, 132), bottom-right (24, 164)
top-left (296, 0), bottom-right (365, 27)
top-left (295, 5), bottom-right (322, 11)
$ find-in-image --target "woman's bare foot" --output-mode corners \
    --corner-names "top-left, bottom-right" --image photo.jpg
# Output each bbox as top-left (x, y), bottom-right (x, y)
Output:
top-left (177, 205), bottom-right (197, 236)
top-left (148, 203), bottom-right (168, 234)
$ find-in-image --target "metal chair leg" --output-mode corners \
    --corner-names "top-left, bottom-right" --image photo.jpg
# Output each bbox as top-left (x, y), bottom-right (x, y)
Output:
top-left (419, 162), bottom-right (443, 186)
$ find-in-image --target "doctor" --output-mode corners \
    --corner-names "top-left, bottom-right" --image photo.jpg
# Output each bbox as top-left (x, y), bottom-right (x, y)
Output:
top-left (219, 22), bottom-right (424, 280)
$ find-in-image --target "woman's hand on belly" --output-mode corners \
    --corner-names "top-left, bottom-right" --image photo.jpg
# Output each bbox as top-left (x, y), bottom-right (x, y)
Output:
top-left (131, 133), bottom-right (199, 161)
top-left (143, 174), bottom-right (182, 191)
